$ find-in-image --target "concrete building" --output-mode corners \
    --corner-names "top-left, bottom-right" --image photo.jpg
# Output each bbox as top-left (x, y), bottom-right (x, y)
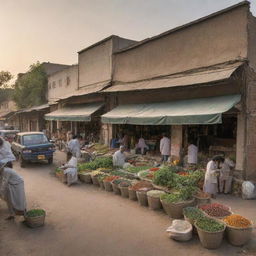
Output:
top-left (101, 1), bottom-right (256, 180)
top-left (0, 99), bottom-right (17, 128)
top-left (45, 35), bottom-right (136, 142)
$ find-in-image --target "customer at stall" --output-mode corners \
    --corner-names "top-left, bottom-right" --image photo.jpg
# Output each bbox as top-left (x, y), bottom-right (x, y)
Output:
top-left (0, 163), bottom-right (27, 220)
top-left (136, 137), bottom-right (149, 155)
top-left (187, 141), bottom-right (198, 168)
top-left (219, 155), bottom-right (235, 194)
top-left (67, 135), bottom-right (82, 159)
top-left (160, 133), bottom-right (170, 162)
top-left (0, 137), bottom-right (16, 168)
top-left (60, 154), bottom-right (78, 187)
top-left (113, 145), bottom-right (126, 167)
top-left (203, 156), bottom-right (221, 198)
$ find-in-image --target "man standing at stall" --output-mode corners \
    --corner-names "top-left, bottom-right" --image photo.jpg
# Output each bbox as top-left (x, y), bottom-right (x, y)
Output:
top-left (187, 140), bottom-right (198, 169)
top-left (160, 133), bottom-right (170, 162)
top-left (0, 137), bottom-right (16, 168)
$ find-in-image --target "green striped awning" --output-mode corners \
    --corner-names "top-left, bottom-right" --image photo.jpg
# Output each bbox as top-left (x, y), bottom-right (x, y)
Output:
top-left (101, 95), bottom-right (241, 125)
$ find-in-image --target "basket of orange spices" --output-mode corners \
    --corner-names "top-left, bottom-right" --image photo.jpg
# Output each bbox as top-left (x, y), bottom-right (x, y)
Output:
top-left (223, 214), bottom-right (253, 246)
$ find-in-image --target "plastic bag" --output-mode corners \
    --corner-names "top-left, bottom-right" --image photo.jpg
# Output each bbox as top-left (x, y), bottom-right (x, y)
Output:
top-left (166, 220), bottom-right (192, 242)
top-left (242, 181), bottom-right (256, 200)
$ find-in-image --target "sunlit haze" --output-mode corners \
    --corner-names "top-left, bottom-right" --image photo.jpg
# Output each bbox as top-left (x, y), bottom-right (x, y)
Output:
top-left (0, 0), bottom-right (255, 80)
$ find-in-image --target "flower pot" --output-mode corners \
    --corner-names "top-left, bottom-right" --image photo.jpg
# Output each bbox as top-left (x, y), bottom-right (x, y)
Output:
top-left (195, 222), bottom-right (226, 249)
top-left (103, 181), bottom-right (113, 192)
top-left (136, 190), bottom-right (149, 207)
top-left (25, 213), bottom-right (46, 228)
top-left (160, 198), bottom-right (195, 219)
top-left (99, 180), bottom-right (105, 190)
top-left (226, 225), bottom-right (253, 246)
top-left (119, 186), bottom-right (129, 198)
top-left (79, 173), bottom-right (92, 184)
top-left (128, 188), bottom-right (137, 201)
top-left (91, 176), bottom-right (99, 186)
top-left (111, 182), bottom-right (121, 195)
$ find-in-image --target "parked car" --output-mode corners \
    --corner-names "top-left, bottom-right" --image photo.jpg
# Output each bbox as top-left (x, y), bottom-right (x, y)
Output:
top-left (0, 130), bottom-right (20, 143)
top-left (12, 132), bottom-right (55, 167)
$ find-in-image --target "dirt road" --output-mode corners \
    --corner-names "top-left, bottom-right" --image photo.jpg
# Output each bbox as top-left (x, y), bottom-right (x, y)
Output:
top-left (0, 153), bottom-right (255, 256)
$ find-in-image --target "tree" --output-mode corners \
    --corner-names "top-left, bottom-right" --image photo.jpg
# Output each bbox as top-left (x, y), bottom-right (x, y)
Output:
top-left (13, 62), bottom-right (48, 109)
top-left (0, 71), bottom-right (12, 88)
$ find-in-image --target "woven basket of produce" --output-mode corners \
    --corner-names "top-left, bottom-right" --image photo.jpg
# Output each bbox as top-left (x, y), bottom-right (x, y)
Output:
top-left (147, 190), bottom-right (166, 210)
top-left (193, 190), bottom-right (211, 206)
top-left (78, 172), bottom-right (92, 184)
top-left (183, 207), bottom-right (205, 234)
top-left (199, 203), bottom-right (232, 219)
top-left (195, 217), bottom-right (226, 249)
top-left (223, 214), bottom-right (253, 246)
top-left (136, 188), bottom-right (152, 207)
top-left (103, 176), bottom-right (119, 192)
top-left (25, 209), bottom-right (46, 228)
top-left (111, 179), bottom-right (125, 195)
top-left (118, 180), bottom-right (132, 198)
top-left (128, 187), bottom-right (138, 201)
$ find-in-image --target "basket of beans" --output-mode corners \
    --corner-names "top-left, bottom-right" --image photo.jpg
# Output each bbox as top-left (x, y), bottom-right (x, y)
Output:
top-left (223, 214), bottom-right (253, 246)
top-left (195, 217), bottom-right (226, 249)
top-left (199, 203), bottom-right (232, 219)
top-left (193, 190), bottom-right (211, 206)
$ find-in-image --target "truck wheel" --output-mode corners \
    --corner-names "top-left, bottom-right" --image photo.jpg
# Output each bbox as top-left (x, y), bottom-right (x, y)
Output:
top-left (48, 157), bottom-right (53, 164)
top-left (19, 154), bottom-right (26, 168)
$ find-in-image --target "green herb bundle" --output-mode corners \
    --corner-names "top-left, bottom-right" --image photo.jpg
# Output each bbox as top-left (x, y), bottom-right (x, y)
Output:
top-left (183, 207), bottom-right (205, 221)
top-left (196, 217), bottom-right (225, 232)
top-left (26, 209), bottom-right (45, 217)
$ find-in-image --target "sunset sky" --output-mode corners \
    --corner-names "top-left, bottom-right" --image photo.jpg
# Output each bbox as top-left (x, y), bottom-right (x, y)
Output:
top-left (0, 0), bottom-right (255, 81)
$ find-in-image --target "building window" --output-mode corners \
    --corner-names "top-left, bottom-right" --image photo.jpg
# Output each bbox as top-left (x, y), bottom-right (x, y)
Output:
top-left (52, 81), bottom-right (56, 88)
top-left (59, 79), bottom-right (62, 87)
top-left (66, 76), bottom-right (70, 86)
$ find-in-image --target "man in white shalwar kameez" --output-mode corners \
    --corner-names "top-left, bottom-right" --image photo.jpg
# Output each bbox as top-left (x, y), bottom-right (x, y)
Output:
top-left (0, 164), bottom-right (26, 219)
top-left (136, 137), bottom-right (149, 155)
top-left (113, 146), bottom-right (126, 167)
top-left (60, 156), bottom-right (78, 186)
top-left (203, 156), bottom-right (220, 198)
top-left (160, 133), bottom-right (170, 162)
top-left (188, 142), bottom-right (198, 168)
top-left (0, 137), bottom-right (16, 167)
top-left (67, 135), bottom-right (82, 159)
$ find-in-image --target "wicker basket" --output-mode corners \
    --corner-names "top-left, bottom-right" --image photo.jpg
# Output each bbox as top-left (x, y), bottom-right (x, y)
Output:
top-left (128, 188), bottom-right (138, 201)
top-left (195, 221), bottom-right (226, 249)
top-left (91, 176), bottom-right (99, 186)
top-left (103, 181), bottom-right (113, 192)
top-left (55, 171), bottom-right (67, 183)
top-left (111, 182), bottom-right (121, 195)
top-left (25, 213), bottom-right (46, 228)
top-left (226, 224), bottom-right (253, 246)
top-left (147, 195), bottom-right (162, 210)
top-left (136, 190), bottom-right (149, 207)
top-left (119, 186), bottom-right (129, 198)
top-left (99, 180), bottom-right (105, 190)
top-left (78, 173), bottom-right (92, 184)
top-left (161, 198), bottom-right (195, 219)
top-left (194, 196), bottom-right (211, 206)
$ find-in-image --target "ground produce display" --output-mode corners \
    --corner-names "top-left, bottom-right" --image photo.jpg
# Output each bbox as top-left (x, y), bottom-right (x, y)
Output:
top-left (26, 209), bottom-right (45, 217)
top-left (119, 180), bottom-right (132, 187)
top-left (112, 179), bottom-right (127, 186)
top-left (103, 176), bottom-right (120, 182)
top-left (196, 217), bottom-right (225, 232)
top-left (199, 203), bottom-right (232, 218)
top-left (126, 166), bottom-right (151, 174)
top-left (224, 214), bottom-right (252, 228)
top-left (194, 190), bottom-right (210, 198)
top-left (183, 207), bottom-right (205, 222)
top-left (78, 157), bottom-right (112, 171)
top-left (55, 168), bottom-right (62, 173)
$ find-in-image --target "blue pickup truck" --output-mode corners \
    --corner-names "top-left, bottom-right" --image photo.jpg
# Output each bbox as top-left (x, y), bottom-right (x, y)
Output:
top-left (12, 132), bottom-right (55, 167)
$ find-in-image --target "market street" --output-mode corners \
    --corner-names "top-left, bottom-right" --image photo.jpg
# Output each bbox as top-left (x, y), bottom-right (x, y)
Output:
top-left (0, 151), bottom-right (255, 256)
